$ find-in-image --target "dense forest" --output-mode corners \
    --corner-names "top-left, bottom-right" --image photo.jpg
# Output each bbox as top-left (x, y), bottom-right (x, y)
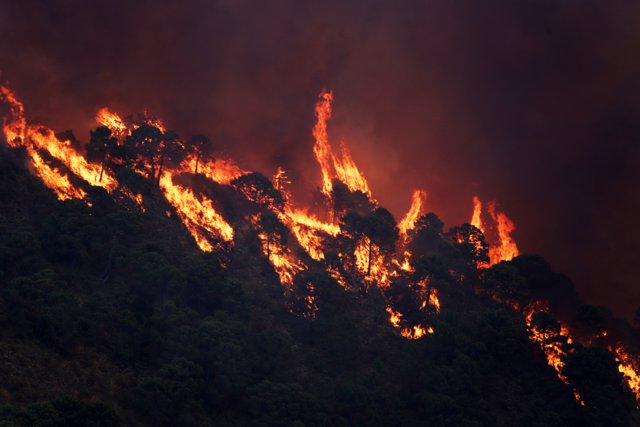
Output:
top-left (1, 86), bottom-right (640, 426)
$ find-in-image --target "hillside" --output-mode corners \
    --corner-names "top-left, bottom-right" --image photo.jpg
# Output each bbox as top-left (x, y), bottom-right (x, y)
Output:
top-left (0, 85), bottom-right (639, 426)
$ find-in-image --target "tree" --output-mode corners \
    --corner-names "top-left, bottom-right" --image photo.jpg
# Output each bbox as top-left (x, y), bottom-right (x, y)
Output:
top-left (482, 262), bottom-right (529, 310)
top-left (563, 346), bottom-right (636, 427)
top-left (409, 213), bottom-right (446, 260)
top-left (331, 179), bottom-right (374, 217)
top-left (360, 207), bottom-right (399, 276)
top-left (125, 124), bottom-right (164, 180)
top-left (156, 130), bottom-right (186, 186)
top-left (447, 223), bottom-right (489, 268)
top-left (85, 126), bottom-right (117, 182)
top-left (231, 172), bottom-right (285, 210)
top-left (338, 208), bottom-right (399, 277)
top-left (258, 212), bottom-right (289, 257)
top-left (187, 134), bottom-right (214, 174)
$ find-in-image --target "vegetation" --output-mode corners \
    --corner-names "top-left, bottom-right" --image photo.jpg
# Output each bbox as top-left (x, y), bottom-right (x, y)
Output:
top-left (0, 145), bottom-right (638, 427)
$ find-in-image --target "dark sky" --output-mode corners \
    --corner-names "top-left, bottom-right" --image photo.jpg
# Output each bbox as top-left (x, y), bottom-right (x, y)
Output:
top-left (1, 0), bottom-right (639, 318)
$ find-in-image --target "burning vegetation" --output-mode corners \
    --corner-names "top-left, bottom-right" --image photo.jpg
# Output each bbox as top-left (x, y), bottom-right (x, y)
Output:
top-left (1, 82), bottom-right (640, 419)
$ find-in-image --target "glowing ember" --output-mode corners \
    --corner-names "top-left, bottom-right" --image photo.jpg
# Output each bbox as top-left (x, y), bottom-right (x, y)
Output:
top-left (613, 346), bottom-right (640, 401)
top-left (524, 303), bottom-right (584, 404)
top-left (398, 190), bottom-right (427, 237)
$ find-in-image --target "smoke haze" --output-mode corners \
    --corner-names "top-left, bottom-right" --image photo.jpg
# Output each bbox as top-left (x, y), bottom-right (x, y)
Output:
top-left (1, 0), bottom-right (639, 317)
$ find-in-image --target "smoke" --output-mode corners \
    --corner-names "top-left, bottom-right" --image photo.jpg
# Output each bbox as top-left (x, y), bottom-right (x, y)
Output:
top-left (1, 0), bottom-right (639, 317)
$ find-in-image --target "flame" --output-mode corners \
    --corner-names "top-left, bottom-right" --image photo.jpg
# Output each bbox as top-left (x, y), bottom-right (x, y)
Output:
top-left (487, 201), bottom-right (519, 264)
top-left (469, 196), bottom-right (519, 266)
top-left (613, 346), bottom-right (640, 400)
top-left (181, 153), bottom-right (246, 184)
top-left (96, 107), bottom-right (128, 140)
top-left (1, 84), bottom-right (117, 197)
top-left (385, 288), bottom-right (439, 340)
top-left (312, 90), bottom-right (335, 196)
top-left (0, 84), bottom-right (26, 148)
top-left (398, 190), bottom-right (427, 237)
top-left (30, 148), bottom-right (87, 200)
top-left (280, 207), bottom-right (339, 261)
top-left (311, 90), bottom-right (371, 197)
top-left (524, 303), bottom-right (584, 404)
top-left (257, 229), bottom-right (305, 286)
top-left (470, 195), bottom-right (484, 233)
top-left (159, 172), bottom-right (233, 251)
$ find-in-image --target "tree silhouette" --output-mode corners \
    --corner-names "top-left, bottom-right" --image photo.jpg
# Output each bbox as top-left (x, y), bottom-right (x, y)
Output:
top-left (187, 134), bottom-right (214, 174)
top-left (231, 172), bottom-right (285, 210)
top-left (156, 130), bottom-right (186, 186)
top-left (258, 212), bottom-right (288, 257)
top-left (85, 126), bottom-right (117, 182)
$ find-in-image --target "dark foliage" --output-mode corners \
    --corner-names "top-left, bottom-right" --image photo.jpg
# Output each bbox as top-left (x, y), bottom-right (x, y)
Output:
top-left (0, 151), bottom-right (635, 426)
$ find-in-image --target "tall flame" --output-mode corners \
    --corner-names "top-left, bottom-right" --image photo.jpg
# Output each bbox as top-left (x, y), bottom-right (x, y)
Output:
top-left (399, 190), bottom-right (427, 237)
top-left (487, 201), bottom-right (519, 265)
top-left (470, 196), bottom-right (519, 266)
top-left (312, 90), bottom-right (335, 196)
top-left (311, 90), bottom-right (371, 197)
top-left (470, 195), bottom-right (484, 233)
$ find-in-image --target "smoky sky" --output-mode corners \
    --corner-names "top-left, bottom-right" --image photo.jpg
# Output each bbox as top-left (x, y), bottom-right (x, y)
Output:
top-left (1, 0), bottom-right (639, 318)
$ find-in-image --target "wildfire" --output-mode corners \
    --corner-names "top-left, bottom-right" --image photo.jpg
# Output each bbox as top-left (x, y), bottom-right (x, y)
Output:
top-left (398, 190), bottom-right (427, 237)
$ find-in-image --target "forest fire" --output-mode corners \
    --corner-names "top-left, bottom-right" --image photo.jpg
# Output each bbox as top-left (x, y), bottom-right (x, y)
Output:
top-left (3, 81), bottom-right (640, 412)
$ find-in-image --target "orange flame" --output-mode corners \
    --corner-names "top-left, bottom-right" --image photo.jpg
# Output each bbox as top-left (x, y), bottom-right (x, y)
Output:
top-left (487, 201), bottom-right (519, 265)
top-left (311, 90), bottom-right (371, 197)
top-left (159, 172), bottom-right (233, 251)
top-left (1, 84), bottom-right (117, 197)
top-left (399, 190), bottom-right (427, 237)
top-left (613, 346), bottom-right (640, 400)
top-left (29, 148), bottom-right (87, 200)
top-left (524, 303), bottom-right (584, 405)
top-left (181, 154), bottom-right (245, 185)
top-left (96, 107), bottom-right (128, 140)
top-left (470, 195), bottom-right (484, 233)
